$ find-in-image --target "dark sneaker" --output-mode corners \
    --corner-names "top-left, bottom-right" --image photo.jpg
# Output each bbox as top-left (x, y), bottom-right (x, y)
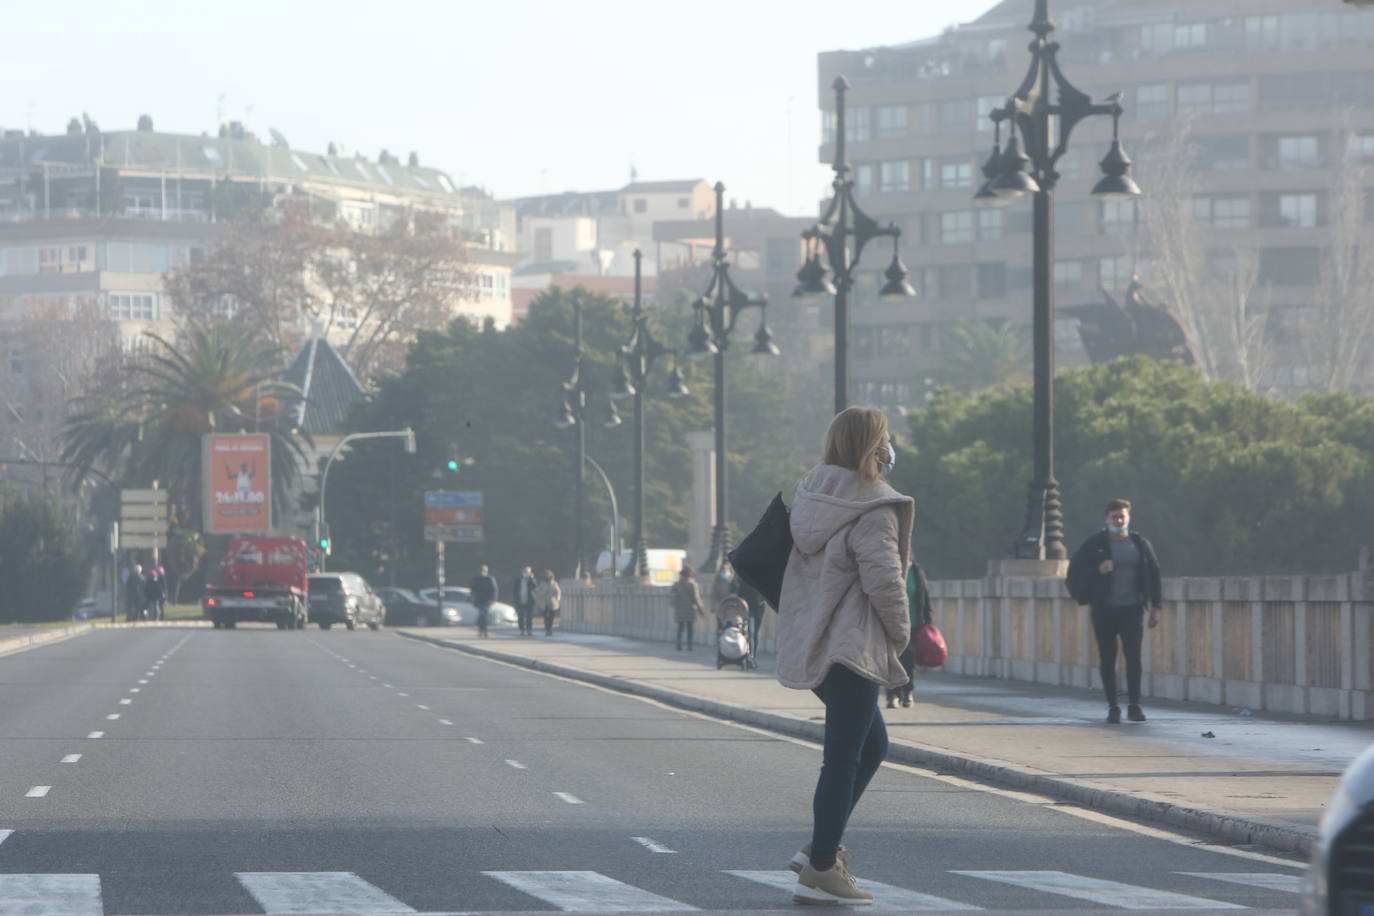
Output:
top-left (789, 844), bottom-right (848, 875)
top-left (1106, 706), bottom-right (1121, 724)
top-left (1127, 704), bottom-right (1146, 722)
top-left (793, 862), bottom-right (873, 906)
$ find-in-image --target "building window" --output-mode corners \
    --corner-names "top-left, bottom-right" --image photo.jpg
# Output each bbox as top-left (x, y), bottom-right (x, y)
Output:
top-left (106, 292), bottom-right (158, 321)
top-left (938, 99), bottom-right (973, 133)
top-left (1196, 135), bottom-right (1250, 171)
top-left (633, 199), bottom-right (647, 214)
top-left (1349, 132), bottom-right (1374, 160)
top-left (1278, 193), bottom-right (1319, 228)
top-left (1054, 260), bottom-right (1084, 286)
top-left (1100, 199), bottom-right (1137, 235)
top-left (1174, 22), bottom-right (1209, 49)
top-left (1258, 247), bottom-right (1321, 286)
top-left (977, 209), bottom-right (1003, 241)
top-left (876, 105), bottom-right (908, 139)
top-left (976, 96), bottom-right (1001, 132)
top-left (976, 262), bottom-right (1007, 299)
top-left (879, 161), bottom-right (910, 193)
top-left (939, 159), bottom-right (973, 189)
top-left (1245, 16), bottom-right (1280, 50)
top-left (1193, 194), bottom-right (1250, 229)
top-left (1275, 135), bottom-right (1322, 170)
top-left (940, 211), bottom-right (975, 245)
top-left (822, 110), bottom-right (837, 144)
top-left (1099, 256), bottom-right (1132, 290)
top-left (845, 107), bottom-right (871, 143)
top-left (534, 227), bottom-right (553, 262)
top-left (938, 264), bottom-right (974, 299)
top-left (1178, 81), bottom-right (1250, 114)
top-left (854, 163), bottom-right (874, 197)
top-left (1141, 22), bottom-right (1173, 55)
top-left (1136, 84), bottom-right (1169, 120)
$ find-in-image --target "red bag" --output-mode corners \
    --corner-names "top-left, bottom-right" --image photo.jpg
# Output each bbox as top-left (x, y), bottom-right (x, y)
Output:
top-left (912, 622), bottom-right (948, 668)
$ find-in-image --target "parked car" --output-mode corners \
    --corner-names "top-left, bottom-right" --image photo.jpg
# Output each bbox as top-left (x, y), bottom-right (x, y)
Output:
top-left (416, 586), bottom-right (517, 626)
top-left (1301, 742), bottom-right (1374, 915)
top-left (307, 572), bottom-right (385, 630)
top-left (375, 587), bottom-right (460, 627)
top-left (72, 598), bottom-right (109, 621)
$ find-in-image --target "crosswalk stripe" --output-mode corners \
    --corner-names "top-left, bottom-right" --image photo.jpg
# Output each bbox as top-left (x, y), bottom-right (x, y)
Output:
top-left (1180, 872), bottom-right (1303, 894)
top-left (235, 871), bottom-right (415, 914)
top-left (952, 870), bottom-right (1244, 909)
top-left (483, 870), bottom-right (695, 912)
top-left (727, 869), bottom-right (980, 911)
top-left (0, 830), bottom-right (11, 847)
top-left (0, 874), bottom-right (101, 916)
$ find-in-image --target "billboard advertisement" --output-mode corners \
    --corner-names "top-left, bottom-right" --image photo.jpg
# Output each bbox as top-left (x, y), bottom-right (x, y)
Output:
top-left (202, 434), bottom-right (271, 534)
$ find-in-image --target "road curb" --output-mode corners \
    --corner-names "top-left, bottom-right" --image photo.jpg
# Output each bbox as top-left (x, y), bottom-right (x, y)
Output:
top-left (400, 631), bottom-right (1316, 859)
top-left (0, 624), bottom-right (94, 656)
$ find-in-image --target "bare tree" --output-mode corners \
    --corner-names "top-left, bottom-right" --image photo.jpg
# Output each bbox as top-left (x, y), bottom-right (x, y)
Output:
top-left (165, 201), bottom-right (475, 379)
top-left (1307, 139), bottom-right (1374, 392)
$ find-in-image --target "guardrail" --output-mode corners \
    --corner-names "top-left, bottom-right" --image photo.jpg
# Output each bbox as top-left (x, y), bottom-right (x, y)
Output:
top-left (561, 557), bottom-right (1373, 720)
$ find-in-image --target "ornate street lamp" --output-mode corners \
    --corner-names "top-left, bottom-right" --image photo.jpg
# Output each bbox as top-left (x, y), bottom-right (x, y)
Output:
top-left (686, 181), bottom-right (779, 573)
top-left (795, 76), bottom-right (916, 415)
top-left (552, 299), bottom-right (619, 579)
top-left (608, 249), bottom-right (689, 582)
top-left (974, 0), bottom-right (1142, 562)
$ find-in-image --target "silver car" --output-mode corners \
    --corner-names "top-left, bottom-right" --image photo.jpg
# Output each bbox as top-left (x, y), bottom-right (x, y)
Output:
top-left (1301, 742), bottom-right (1374, 915)
top-left (416, 587), bottom-right (517, 626)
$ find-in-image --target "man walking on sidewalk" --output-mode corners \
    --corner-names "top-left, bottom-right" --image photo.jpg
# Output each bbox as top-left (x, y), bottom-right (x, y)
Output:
top-left (1067, 498), bottom-right (1162, 724)
top-left (469, 564), bottom-right (498, 638)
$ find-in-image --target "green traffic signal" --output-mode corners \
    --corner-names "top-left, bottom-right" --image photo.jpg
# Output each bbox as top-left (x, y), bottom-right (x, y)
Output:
top-left (446, 458), bottom-right (460, 471)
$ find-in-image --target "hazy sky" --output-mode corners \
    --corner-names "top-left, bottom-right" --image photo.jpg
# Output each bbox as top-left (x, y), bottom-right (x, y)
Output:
top-left (3, 0), bottom-right (1004, 216)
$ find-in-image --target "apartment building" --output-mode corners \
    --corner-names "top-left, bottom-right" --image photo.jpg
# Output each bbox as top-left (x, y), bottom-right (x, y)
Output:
top-left (817, 0), bottom-right (1374, 411)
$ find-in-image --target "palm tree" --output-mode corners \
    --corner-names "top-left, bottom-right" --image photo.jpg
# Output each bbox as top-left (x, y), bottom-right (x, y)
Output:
top-left (939, 320), bottom-right (1032, 394)
top-left (60, 322), bottom-right (307, 530)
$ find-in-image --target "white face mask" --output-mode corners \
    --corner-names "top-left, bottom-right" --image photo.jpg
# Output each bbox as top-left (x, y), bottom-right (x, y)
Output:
top-left (878, 442), bottom-right (895, 475)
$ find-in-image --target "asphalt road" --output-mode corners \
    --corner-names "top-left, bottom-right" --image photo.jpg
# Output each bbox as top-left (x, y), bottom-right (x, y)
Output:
top-left (0, 626), bottom-right (1306, 914)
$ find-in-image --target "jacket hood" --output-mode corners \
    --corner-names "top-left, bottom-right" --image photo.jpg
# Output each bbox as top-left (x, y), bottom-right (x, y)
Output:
top-left (790, 464), bottom-right (913, 555)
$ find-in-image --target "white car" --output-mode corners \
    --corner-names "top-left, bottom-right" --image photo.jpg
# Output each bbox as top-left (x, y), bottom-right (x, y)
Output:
top-left (416, 587), bottom-right (517, 626)
top-left (1301, 742), bottom-right (1374, 915)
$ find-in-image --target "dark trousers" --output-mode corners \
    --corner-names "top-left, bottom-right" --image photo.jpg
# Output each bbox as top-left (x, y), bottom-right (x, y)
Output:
top-left (885, 646), bottom-right (916, 703)
top-left (517, 604), bottom-right (534, 635)
top-left (1092, 603), bottom-right (1145, 707)
top-left (675, 620), bottom-right (694, 649)
top-left (810, 663), bottom-right (888, 856)
top-left (476, 605), bottom-right (490, 636)
top-left (748, 610), bottom-right (764, 658)
top-left (543, 610), bottom-right (557, 635)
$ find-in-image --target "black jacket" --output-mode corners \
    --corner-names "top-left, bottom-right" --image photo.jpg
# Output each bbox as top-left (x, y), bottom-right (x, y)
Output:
top-left (1066, 530), bottom-right (1162, 609)
top-left (470, 574), bottom-right (498, 608)
top-left (511, 574), bottom-right (537, 609)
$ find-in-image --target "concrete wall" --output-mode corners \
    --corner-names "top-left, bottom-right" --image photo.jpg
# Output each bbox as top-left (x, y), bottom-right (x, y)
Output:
top-left (561, 562), bottom-right (1374, 720)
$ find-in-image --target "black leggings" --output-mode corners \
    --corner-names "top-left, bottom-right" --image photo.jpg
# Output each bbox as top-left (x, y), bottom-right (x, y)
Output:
top-left (1092, 604), bottom-right (1144, 706)
top-left (676, 620), bottom-right (694, 648)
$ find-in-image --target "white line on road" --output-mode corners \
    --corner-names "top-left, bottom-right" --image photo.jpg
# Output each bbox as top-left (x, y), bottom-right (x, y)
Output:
top-left (553, 792), bottom-right (584, 805)
top-left (416, 704), bottom-right (430, 710)
top-left (1180, 872), bottom-right (1303, 894)
top-left (398, 692), bottom-right (409, 697)
top-left (129, 688), bottom-right (140, 693)
top-left (25, 786), bottom-right (51, 798)
top-left (631, 836), bottom-right (676, 854)
top-left (61, 754), bottom-right (81, 764)
top-left (438, 719), bottom-right (453, 726)
top-left (464, 736), bottom-right (483, 744)
top-left (727, 870), bottom-right (979, 910)
top-left (118, 699), bottom-right (132, 705)
top-left (0, 874), bottom-right (101, 916)
top-left (86, 732), bottom-right (103, 739)
top-left (952, 871), bottom-right (1243, 909)
top-left (0, 830), bottom-right (12, 846)
top-left (236, 871), bottom-right (415, 914)
top-left (504, 759), bottom-right (527, 769)
top-left (138, 679), bottom-right (148, 684)
top-left (105, 714), bottom-right (120, 720)
top-left (483, 870), bottom-right (694, 912)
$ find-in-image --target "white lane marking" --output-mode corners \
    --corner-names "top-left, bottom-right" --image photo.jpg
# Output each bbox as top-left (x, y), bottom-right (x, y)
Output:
top-left (438, 719), bottom-right (453, 726)
top-left (26, 786), bottom-right (51, 798)
top-left (0, 874), bottom-right (102, 916)
top-left (369, 676), bottom-right (378, 680)
top-left (86, 732), bottom-right (103, 739)
top-left (129, 688), bottom-right (140, 693)
top-left (728, 870), bottom-right (978, 910)
top-left (1181, 872), bottom-right (1303, 894)
top-left (138, 679), bottom-right (148, 684)
top-left (504, 759), bottom-right (527, 770)
top-left (118, 699), bottom-right (132, 705)
top-left (553, 792), bottom-right (584, 805)
top-left (0, 830), bottom-right (11, 846)
top-left (105, 714), bottom-right (120, 721)
top-left (145, 672), bottom-right (155, 677)
top-left (952, 871), bottom-right (1243, 909)
top-left (631, 837), bottom-right (677, 854)
top-left (398, 692), bottom-right (409, 698)
top-left (383, 683), bottom-right (393, 688)
top-left (483, 870), bottom-right (694, 912)
top-left (61, 754), bottom-right (81, 764)
top-left (416, 704), bottom-right (430, 711)
top-left (464, 736), bottom-right (483, 744)
top-left (236, 871), bottom-right (416, 914)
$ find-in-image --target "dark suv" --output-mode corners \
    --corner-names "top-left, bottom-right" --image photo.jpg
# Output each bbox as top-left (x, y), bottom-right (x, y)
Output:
top-left (307, 572), bottom-right (385, 630)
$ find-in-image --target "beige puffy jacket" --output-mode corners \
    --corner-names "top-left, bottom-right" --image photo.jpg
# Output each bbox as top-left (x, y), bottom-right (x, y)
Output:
top-left (775, 464), bottom-right (913, 690)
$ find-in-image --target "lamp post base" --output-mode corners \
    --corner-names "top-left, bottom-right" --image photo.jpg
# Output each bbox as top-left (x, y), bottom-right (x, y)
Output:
top-left (698, 524), bottom-right (732, 574)
top-left (1011, 479), bottom-right (1066, 561)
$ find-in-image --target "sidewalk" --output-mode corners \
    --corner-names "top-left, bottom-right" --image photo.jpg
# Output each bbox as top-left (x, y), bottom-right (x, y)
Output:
top-left (398, 625), bottom-right (1374, 860)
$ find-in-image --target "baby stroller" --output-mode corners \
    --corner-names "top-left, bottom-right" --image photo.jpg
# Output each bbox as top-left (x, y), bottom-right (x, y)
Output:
top-left (716, 614), bottom-right (753, 670)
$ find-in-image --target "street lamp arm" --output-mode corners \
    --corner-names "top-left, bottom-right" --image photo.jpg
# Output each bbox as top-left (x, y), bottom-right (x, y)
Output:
top-left (317, 427), bottom-right (415, 568)
top-left (582, 454), bottom-right (620, 574)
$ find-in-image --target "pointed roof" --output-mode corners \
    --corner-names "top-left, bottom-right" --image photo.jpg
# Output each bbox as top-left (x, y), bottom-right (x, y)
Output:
top-left (282, 338), bottom-right (368, 437)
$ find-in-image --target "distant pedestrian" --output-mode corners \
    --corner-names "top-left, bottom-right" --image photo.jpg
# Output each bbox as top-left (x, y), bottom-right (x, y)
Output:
top-left (886, 564), bottom-right (930, 709)
top-left (512, 565), bottom-right (538, 636)
top-left (732, 577), bottom-right (766, 663)
top-left (1066, 498), bottom-right (1163, 724)
top-left (671, 567), bottom-right (703, 651)
top-left (469, 564), bottom-right (498, 638)
top-left (533, 570), bottom-right (561, 636)
top-left (124, 563), bottom-right (144, 622)
top-left (777, 406), bottom-right (912, 906)
top-left (142, 567), bottom-right (165, 622)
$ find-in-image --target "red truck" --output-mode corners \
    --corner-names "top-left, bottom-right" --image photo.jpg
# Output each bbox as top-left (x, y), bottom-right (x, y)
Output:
top-left (203, 537), bottom-right (310, 630)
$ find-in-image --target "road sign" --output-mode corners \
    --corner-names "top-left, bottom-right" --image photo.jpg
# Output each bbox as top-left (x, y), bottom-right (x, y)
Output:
top-left (424, 490), bottom-right (482, 508)
top-left (424, 491), bottom-right (483, 542)
top-left (424, 523), bottom-right (484, 543)
top-left (424, 507), bottom-right (482, 525)
top-left (121, 489), bottom-right (169, 504)
top-left (120, 487), bottom-right (169, 546)
top-left (119, 533), bottom-right (167, 550)
top-left (119, 519), bottom-right (168, 536)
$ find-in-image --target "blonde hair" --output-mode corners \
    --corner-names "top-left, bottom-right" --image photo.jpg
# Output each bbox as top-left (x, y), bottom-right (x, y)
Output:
top-left (822, 406), bottom-right (890, 483)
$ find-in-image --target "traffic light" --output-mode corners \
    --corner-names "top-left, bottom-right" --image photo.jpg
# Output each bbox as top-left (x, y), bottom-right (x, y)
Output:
top-left (318, 523), bottom-right (331, 555)
top-left (446, 444), bottom-right (460, 472)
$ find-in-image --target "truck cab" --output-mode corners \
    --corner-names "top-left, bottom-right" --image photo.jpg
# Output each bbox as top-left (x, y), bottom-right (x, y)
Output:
top-left (203, 537), bottom-right (310, 630)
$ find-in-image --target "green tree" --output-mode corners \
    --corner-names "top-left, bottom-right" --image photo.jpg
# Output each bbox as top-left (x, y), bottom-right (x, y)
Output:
top-left (58, 322), bottom-right (307, 529)
top-left (0, 487), bottom-right (87, 622)
top-left (939, 320), bottom-right (1031, 394)
top-left (323, 286), bottom-right (803, 585)
top-left (896, 357), bottom-right (1373, 578)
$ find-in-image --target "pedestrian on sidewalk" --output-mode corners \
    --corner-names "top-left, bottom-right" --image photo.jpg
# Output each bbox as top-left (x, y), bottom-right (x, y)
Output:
top-left (671, 567), bottom-right (703, 651)
top-left (1066, 497), bottom-right (1163, 724)
top-left (512, 565), bottom-right (538, 636)
top-left (469, 565), bottom-right (498, 638)
top-left (534, 569), bottom-right (561, 636)
top-left (777, 406), bottom-right (913, 906)
top-left (886, 564), bottom-right (930, 709)
top-left (732, 577), bottom-right (766, 663)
